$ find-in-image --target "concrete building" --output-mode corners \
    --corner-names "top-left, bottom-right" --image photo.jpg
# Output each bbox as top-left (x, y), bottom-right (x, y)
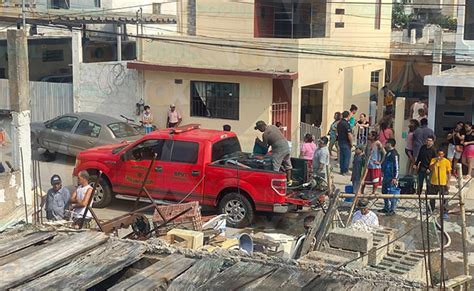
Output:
top-left (402, 0), bottom-right (458, 19)
top-left (424, 0), bottom-right (474, 138)
top-left (126, 0), bottom-right (392, 152)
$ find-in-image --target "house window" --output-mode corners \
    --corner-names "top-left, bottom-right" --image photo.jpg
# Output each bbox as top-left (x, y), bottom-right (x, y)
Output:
top-left (375, 0), bottom-right (382, 30)
top-left (191, 81), bottom-right (239, 120)
top-left (335, 22), bottom-right (345, 28)
top-left (94, 0), bottom-right (101, 8)
top-left (49, 0), bottom-right (70, 9)
top-left (42, 50), bottom-right (64, 62)
top-left (371, 71), bottom-right (380, 83)
top-left (465, 0), bottom-right (474, 40)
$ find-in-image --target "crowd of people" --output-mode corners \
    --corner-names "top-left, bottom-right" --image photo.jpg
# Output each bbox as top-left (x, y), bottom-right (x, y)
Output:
top-left (304, 99), bottom-right (473, 219)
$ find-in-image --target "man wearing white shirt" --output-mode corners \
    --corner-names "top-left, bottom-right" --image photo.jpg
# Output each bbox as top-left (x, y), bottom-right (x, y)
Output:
top-left (352, 199), bottom-right (379, 227)
top-left (167, 104), bottom-right (182, 128)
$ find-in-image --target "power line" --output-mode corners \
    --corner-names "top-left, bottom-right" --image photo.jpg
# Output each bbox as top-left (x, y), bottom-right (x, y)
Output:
top-left (34, 22), bottom-right (474, 67)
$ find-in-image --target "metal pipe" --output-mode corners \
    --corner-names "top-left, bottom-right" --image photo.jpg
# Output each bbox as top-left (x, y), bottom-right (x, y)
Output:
top-left (339, 193), bottom-right (461, 200)
top-left (140, 8), bottom-right (143, 35)
top-left (116, 24), bottom-right (122, 61)
top-left (37, 160), bottom-right (43, 224)
top-left (22, 0), bottom-right (26, 29)
top-left (457, 163), bottom-right (470, 290)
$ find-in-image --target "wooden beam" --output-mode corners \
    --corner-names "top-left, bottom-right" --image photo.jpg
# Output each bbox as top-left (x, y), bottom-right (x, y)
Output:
top-left (168, 258), bottom-right (226, 291)
top-left (0, 231), bottom-right (55, 258)
top-left (0, 232), bottom-right (108, 289)
top-left (18, 239), bottom-right (146, 289)
top-left (199, 261), bottom-right (276, 289)
top-left (110, 254), bottom-right (195, 291)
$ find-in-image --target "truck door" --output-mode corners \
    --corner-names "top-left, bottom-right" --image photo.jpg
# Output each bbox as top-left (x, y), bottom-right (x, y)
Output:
top-left (160, 140), bottom-right (204, 203)
top-left (114, 139), bottom-right (165, 198)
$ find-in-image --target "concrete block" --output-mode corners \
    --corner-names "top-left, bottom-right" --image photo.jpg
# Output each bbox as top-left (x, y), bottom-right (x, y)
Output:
top-left (376, 227), bottom-right (396, 252)
top-left (167, 228), bottom-right (204, 250)
top-left (299, 251), bottom-right (364, 269)
top-left (376, 250), bottom-right (426, 282)
top-left (328, 228), bottom-right (373, 253)
top-left (321, 246), bottom-right (368, 267)
top-left (368, 233), bottom-right (388, 266)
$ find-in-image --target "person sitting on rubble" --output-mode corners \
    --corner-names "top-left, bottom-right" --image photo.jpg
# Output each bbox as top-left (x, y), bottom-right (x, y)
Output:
top-left (352, 199), bottom-right (379, 227)
top-left (45, 175), bottom-right (70, 221)
top-left (70, 171), bottom-right (94, 227)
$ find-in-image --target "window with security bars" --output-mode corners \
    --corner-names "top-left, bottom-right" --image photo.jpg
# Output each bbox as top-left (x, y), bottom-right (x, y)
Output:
top-left (191, 81), bottom-right (239, 120)
top-left (371, 71), bottom-right (380, 83)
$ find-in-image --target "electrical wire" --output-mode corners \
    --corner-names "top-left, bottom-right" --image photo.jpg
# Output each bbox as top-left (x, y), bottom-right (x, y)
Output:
top-left (31, 22), bottom-right (474, 67)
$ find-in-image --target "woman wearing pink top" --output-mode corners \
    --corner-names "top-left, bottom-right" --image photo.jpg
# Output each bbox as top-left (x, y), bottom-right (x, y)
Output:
top-left (405, 119), bottom-right (419, 174)
top-left (300, 134), bottom-right (317, 167)
top-left (378, 121), bottom-right (394, 147)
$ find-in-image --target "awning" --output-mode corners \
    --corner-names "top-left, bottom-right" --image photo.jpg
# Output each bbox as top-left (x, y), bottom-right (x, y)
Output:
top-left (424, 65), bottom-right (474, 88)
top-left (127, 61), bottom-right (298, 80)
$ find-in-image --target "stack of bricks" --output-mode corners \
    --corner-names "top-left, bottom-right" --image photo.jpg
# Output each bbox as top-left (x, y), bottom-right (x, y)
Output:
top-left (368, 249), bottom-right (426, 282)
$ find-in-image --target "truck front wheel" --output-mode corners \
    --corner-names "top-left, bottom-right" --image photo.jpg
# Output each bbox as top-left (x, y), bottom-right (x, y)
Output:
top-left (89, 175), bottom-right (113, 208)
top-left (219, 192), bottom-right (254, 228)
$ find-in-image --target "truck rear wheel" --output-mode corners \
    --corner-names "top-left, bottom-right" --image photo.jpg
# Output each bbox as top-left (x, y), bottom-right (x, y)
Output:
top-left (219, 192), bottom-right (254, 228)
top-left (89, 175), bottom-right (113, 208)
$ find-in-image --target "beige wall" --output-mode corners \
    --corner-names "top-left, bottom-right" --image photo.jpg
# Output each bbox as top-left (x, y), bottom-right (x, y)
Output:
top-left (143, 71), bottom-right (273, 152)
top-left (139, 0), bottom-right (391, 152)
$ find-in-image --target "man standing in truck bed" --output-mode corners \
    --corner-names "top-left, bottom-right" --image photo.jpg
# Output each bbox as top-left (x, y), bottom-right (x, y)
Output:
top-left (255, 120), bottom-right (293, 185)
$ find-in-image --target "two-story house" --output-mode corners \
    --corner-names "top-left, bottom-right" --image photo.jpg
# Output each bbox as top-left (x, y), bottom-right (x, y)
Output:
top-left (126, 0), bottom-right (392, 152)
top-left (424, 0), bottom-right (474, 138)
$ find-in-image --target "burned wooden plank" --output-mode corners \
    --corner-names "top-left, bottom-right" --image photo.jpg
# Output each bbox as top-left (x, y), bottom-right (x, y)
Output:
top-left (198, 261), bottom-right (276, 290)
top-left (110, 254), bottom-right (195, 291)
top-left (167, 258), bottom-right (226, 291)
top-left (18, 239), bottom-right (146, 290)
top-left (0, 231), bottom-right (108, 289)
top-left (0, 235), bottom-right (65, 267)
top-left (0, 231), bottom-right (55, 258)
top-left (241, 267), bottom-right (318, 290)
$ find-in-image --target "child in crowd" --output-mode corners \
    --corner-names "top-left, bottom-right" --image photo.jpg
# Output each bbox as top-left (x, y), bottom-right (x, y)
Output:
top-left (142, 105), bottom-right (154, 134)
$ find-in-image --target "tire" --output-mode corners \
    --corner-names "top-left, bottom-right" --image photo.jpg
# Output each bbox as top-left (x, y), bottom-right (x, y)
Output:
top-left (89, 175), bottom-right (113, 208)
top-left (218, 192), bottom-right (254, 228)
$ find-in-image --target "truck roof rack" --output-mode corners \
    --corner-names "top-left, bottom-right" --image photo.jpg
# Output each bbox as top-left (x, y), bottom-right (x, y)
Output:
top-left (169, 124), bottom-right (201, 134)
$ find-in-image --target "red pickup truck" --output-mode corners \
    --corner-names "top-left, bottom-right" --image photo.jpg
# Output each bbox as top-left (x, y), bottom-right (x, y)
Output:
top-left (73, 124), bottom-right (314, 227)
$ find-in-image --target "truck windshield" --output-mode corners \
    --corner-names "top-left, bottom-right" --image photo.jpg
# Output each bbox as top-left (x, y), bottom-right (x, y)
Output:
top-left (108, 122), bottom-right (139, 138)
top-left (212, 137), bottom-right (241, 162)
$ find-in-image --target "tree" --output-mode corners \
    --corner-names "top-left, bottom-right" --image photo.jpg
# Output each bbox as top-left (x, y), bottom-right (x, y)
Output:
top-left (392, 3), bottom-right (413, 29)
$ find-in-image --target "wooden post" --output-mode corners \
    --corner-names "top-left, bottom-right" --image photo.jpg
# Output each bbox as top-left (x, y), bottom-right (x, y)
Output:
top-left (457, 163), bottom-right (470, 290)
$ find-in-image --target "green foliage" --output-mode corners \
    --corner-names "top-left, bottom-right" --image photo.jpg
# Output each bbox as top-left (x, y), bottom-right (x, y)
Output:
top-left (429, 15), bottom-right (457, 31)
top-left (392, 3), bottom-right (414, 29)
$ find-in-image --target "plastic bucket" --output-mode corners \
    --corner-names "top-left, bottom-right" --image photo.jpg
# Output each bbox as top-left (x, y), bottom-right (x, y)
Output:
top-left (344, 185), bottom-right (354, 202)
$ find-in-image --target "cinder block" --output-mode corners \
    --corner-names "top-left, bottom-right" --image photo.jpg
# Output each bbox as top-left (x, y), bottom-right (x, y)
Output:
top-left (328, 228), bottom-right (373, 253)
top-left (376, 227), bottom-right (396, 252)
top-left (321, 246), bottom-right (368, 267)
top-left (299, 251), bottom-right (364, 269)
top-left (167, 228), bottom-right (204, 249)
top-left (368, 233), bottom-right (388, 266)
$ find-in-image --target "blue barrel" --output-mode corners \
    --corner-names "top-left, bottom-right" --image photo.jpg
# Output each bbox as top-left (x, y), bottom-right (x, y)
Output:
top-left (345, 185), bottom-right (354, 202)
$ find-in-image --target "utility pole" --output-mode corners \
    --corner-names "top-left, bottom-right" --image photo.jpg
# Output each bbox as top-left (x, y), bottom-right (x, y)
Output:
top-left (7, 29), bottom-right (32, 205)
top-left (428, 26), bottom-right (442, 130)
top-left (116, 24), bottom-right (122, 61)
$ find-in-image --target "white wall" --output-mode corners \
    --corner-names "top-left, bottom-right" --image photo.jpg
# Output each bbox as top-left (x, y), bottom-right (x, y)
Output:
top-left (75, 61), bottom-right (141, 119)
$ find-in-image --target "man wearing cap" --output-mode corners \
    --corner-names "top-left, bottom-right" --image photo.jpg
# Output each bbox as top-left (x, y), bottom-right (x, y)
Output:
top-left (45, 175), bottom-right (71, 221)
top-left (352, 199), bottom-right (379, 227)
top-left (167, 104), bottom-right (182, 128)
top-left (255, 120), bottom-right (293, 185)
